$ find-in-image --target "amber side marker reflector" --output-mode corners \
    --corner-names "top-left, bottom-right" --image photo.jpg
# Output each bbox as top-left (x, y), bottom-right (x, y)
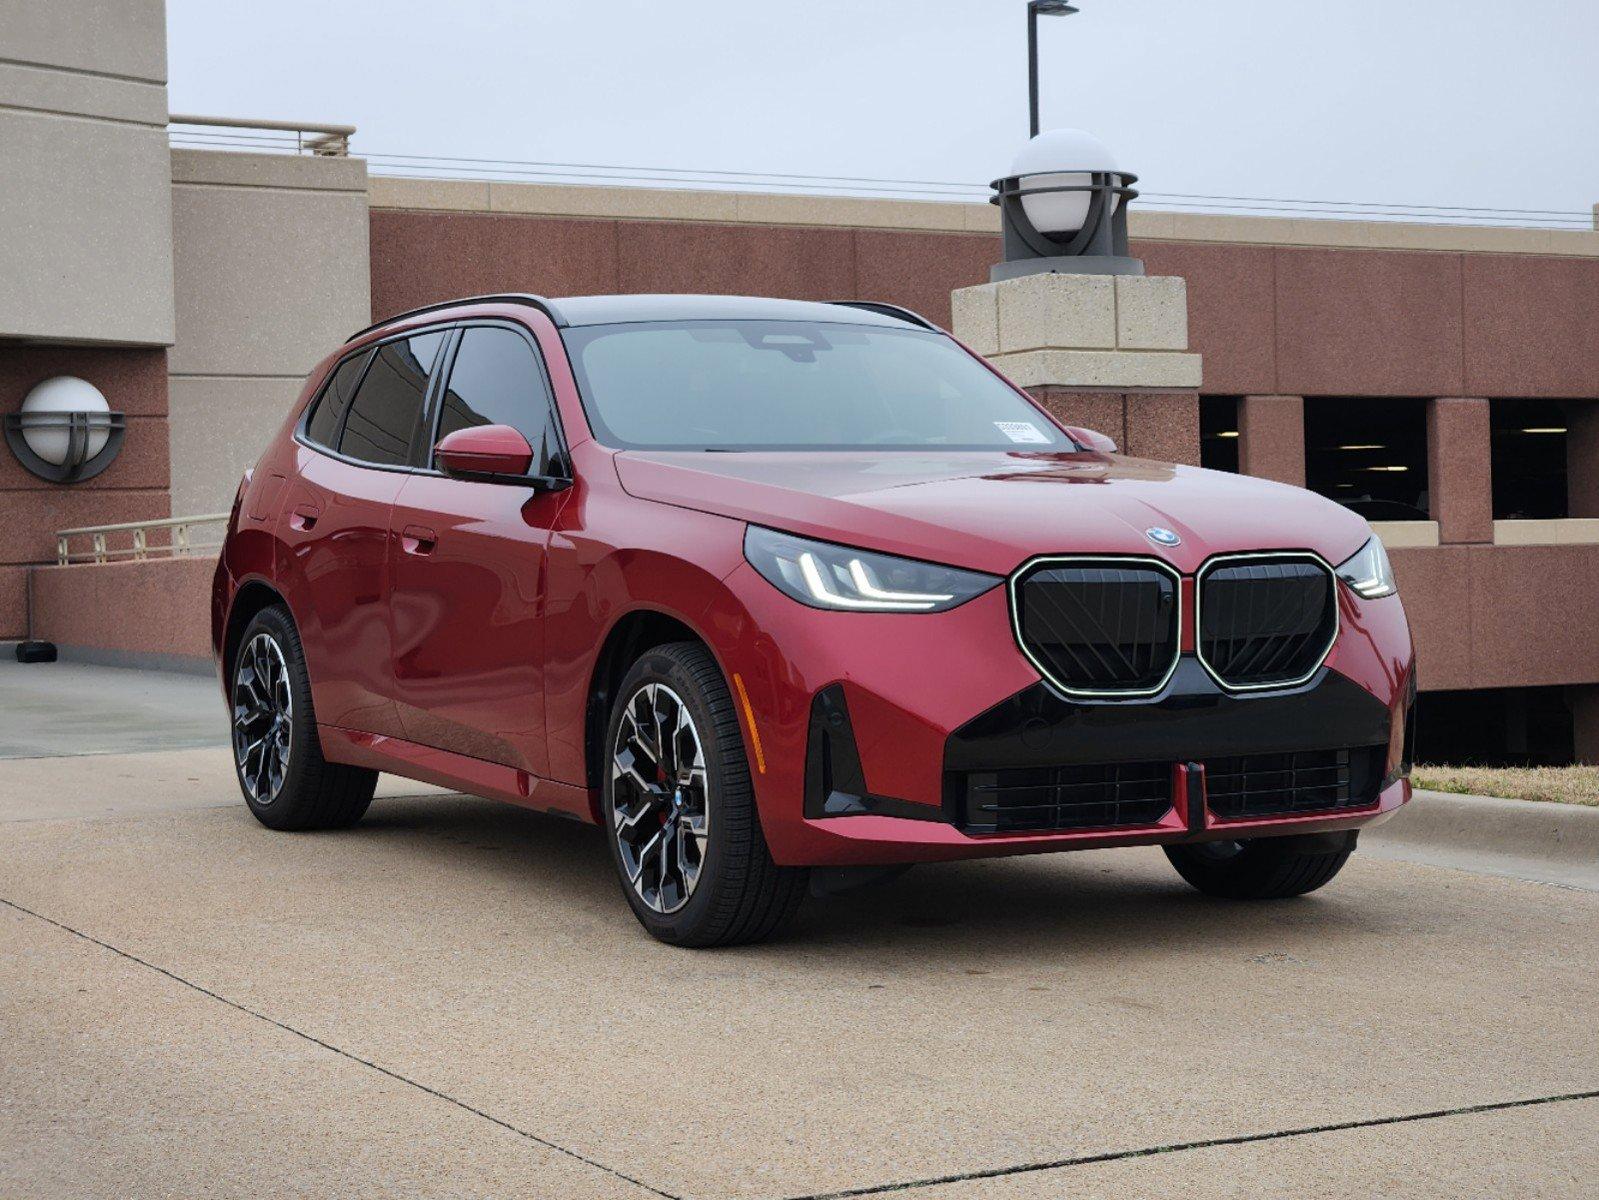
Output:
top-left (731, 672), bottom-right (767, 775)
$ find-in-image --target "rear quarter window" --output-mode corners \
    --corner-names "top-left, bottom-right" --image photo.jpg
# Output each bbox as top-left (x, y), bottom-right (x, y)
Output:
top-left (303, 350), bottom-right (371, 449)
top-left (338, 332), bottom-right (447, 467)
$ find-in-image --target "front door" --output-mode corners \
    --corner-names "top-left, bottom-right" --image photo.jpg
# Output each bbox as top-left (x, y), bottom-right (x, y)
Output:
top-left (280, 329), bottom-right (447, 736)
top-left (388, 322), bottom-right (571, 774)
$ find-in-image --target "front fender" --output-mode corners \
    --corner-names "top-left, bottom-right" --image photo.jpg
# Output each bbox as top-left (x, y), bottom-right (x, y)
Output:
top-left (542, 491), bottom-right (749, 794)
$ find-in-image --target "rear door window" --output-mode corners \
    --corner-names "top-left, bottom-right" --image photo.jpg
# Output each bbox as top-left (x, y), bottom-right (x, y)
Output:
top-left (433, 326), bottom-right (562, 476)
top-left (303, 350), bottom-right (371, 449)
top-left (337, 331), bottom-right (448, 467)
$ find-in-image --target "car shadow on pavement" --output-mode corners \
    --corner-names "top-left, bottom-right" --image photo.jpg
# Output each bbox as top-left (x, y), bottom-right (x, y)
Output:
top-left (342, 791), bottom-right (1400, 963)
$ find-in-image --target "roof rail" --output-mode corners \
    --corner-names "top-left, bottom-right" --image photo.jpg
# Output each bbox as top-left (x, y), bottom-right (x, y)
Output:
top-left (346, 293), bottom-right (569, 342)
top-left (826, 300), bottom-right (940, 331)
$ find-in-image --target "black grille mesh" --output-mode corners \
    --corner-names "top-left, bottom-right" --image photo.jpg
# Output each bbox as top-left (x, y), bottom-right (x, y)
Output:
top-left (958, 761), bottom-right (1173, 833)
top-left (1015, 562), bottom-right (1179, 693)
top-left (1205, 747), bottom-right (1383, 819)
top-left (1199, 557), bottom-right (1336, 688)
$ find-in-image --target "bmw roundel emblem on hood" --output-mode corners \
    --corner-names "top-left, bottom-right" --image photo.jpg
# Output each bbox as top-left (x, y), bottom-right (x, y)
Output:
top-left (1145, 527), bottom-right (1182, 548)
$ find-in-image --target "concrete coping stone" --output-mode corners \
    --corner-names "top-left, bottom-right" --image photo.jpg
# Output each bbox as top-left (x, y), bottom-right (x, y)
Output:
top-left (366, 175), bottom-right (1599, 256)
top-left (1366, 788), bottom-right (1599, 891)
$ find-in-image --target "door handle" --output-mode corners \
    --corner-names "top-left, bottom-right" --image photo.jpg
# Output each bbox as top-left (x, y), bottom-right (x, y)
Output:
top-left (401, 524), bottom-right (437, 556)
top-left (288, 504), bottom-right (320, 532)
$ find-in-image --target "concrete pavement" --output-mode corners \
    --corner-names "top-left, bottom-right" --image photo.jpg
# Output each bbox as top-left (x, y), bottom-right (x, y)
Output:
top-left (0, 657), bottom-right (223, 760)
top-left (1, 663), bottom-right (1596, 1197)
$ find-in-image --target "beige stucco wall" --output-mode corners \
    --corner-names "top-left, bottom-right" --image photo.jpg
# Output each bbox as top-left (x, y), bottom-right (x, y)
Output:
top-left (167, 149), bottom-right (370, 514)
top-left (0, 0), bottom-right (175, 346)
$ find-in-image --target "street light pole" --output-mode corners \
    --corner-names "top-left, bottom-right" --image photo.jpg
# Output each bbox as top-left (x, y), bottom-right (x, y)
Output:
top-left (1028, 1), bottom-right (1079, 139)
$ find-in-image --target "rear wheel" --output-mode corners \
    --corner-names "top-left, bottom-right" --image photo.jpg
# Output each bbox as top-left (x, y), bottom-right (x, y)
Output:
top-left (230, 605), bottom-right (376, 831)
top-left (1164, 832), bottom-right (1356, 899)
top-left (602, 642), bottom-right (807, 947)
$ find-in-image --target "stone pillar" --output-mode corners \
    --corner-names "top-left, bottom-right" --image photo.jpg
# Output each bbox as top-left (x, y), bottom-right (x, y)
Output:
top-left (167, 149), bottom-right (371, 515)
top-left (1566, 401), bottom-right (1599, 519)
top-left (952, 273), bottom-right (1202, 462)
top-left (1427, 397), bottom-right (1493, 543)
top-left (1571, 686), bottom-right (1599, 766)
top-left (1238, 395), bottom-right (1306, 487)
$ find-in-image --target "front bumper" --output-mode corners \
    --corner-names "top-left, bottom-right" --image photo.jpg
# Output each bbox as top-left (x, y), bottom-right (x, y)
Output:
top-left (797, 660), bottom-right (1410, 864)
top-left (716, 563), bottom-right (1414, 867)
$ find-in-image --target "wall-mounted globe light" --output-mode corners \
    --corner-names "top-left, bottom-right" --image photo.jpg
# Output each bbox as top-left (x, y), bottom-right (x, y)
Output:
top-left (3, 376), bottom-right (126, 483)
top-left (990, 128), bottom-right (1144, 281)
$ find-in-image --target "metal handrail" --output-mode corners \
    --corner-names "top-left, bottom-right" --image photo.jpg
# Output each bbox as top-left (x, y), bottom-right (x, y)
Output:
top-left (168, 113), bottom-right (355, 156)
top-left (57, 513), bottom-right (231, 566)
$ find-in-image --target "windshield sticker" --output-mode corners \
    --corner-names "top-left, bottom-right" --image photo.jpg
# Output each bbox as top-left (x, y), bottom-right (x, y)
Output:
top-left (994, 421), bottom-right (1051, 444)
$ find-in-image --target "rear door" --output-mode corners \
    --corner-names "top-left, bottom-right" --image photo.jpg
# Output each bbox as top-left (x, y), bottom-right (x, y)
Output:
top-left (280, 329), bottom-right (447, 736)
top-left (388, 322), bottom-right (571, 773)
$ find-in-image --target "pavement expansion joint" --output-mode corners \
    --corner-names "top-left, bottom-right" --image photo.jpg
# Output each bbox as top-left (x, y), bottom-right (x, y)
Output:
top-left (780, 1087), bottom-right (1599, 1200)
top-left (0, 895), bottom-right (686, 1200)
top-left (7, 882), bottom-right (1595, 1200)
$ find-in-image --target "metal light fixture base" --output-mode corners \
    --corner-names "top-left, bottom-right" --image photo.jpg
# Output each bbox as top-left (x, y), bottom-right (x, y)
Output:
top-left (990, 169), bottom-right (1144, 281)
top-left (3, 411), bottom-right (126, 483)
top-left (992, 255), bottom-right (1144, 280)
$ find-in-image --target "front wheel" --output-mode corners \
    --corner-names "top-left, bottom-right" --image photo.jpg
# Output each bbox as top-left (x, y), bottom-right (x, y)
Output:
top-left (230, 604), bottom-right (376, 831)
top-left (1164, 831), bottom-right (1356, 899)
top-left (602, 642), bottom-right (807, 947)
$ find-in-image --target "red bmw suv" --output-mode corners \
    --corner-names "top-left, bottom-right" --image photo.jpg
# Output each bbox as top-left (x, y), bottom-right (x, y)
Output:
top-left (214, 293), bottom-right (1415, 946)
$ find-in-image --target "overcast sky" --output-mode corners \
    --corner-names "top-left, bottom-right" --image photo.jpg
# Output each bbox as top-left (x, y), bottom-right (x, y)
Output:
top-left (167, 0), bottom-right (1597, 225)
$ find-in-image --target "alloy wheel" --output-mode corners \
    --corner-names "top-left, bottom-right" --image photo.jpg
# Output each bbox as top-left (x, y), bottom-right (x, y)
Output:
top-left (233, 632), bottom-right (292, 805)
top-left (611, 682), bottom-right (710, 914)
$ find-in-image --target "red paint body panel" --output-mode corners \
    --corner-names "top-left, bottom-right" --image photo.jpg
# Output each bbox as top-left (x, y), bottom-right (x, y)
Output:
top-left (433, 422), bottom-right (534, 476)
top-left (213, 296), bottom-right (1416, 870)
top-left (386, 472), bottom-right (569, 775)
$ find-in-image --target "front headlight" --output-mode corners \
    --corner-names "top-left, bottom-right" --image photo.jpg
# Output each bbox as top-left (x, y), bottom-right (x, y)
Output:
top-left (744, 526), bottom-right (1000, 613)
top-left (1336, 535), bottom-right (1398, 599)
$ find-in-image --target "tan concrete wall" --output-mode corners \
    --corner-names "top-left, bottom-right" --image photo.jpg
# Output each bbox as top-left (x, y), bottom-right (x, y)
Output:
top-left (0, 0), bottom-right (174, 346)
top-left (167, 149), bottom-right (370, 515)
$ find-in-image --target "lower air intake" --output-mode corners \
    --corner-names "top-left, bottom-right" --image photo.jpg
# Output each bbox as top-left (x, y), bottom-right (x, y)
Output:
top-left (955, 760), bottom-right (1173, 833)
top-left (1204, 746), bottom-right (1385, 820)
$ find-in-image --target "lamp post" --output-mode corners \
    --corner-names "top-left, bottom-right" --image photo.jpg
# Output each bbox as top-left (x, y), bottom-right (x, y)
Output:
top-left (1028, 0), bottom-right (1078, 138)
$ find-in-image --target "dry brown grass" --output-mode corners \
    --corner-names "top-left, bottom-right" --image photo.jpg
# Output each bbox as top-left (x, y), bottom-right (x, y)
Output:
top-left (1412, 764), bottom-right (1599, 807)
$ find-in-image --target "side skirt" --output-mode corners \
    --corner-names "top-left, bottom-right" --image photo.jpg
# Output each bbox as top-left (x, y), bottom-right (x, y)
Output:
top-left (318, 724), bottom-right (597, 823)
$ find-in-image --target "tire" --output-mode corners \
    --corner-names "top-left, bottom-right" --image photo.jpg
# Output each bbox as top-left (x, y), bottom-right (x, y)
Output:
top-left (1164, 831), bottom-right (1356, 900)
top-left (602, 642), bottom-right (807, 947)
top-left (230, 604), bottom-right (376, 831)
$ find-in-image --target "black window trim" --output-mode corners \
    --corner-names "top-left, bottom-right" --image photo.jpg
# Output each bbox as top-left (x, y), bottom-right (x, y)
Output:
top-left (295, 318), bottom-right (573, 489)
top-left (295, 322), bottom-right (458, 477)
top-left (297, 343), bottom-right (376, 456)
top-left (422, 317), bottom-right (574, 487)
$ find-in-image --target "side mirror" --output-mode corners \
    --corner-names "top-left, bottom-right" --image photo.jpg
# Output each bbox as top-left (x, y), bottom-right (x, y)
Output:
top-left (1063, 425), bottom-right (1118, 454)
top-left (434, 424), bottom-right (534, 480)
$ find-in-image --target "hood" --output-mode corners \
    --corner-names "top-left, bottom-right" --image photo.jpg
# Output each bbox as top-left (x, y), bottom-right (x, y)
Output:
top-left (613, 449), bottom-right (1374, 577)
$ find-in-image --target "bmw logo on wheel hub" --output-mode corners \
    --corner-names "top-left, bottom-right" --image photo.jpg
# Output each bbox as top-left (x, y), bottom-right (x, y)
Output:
top-left (1146, 527), bottom-right (1181, 547)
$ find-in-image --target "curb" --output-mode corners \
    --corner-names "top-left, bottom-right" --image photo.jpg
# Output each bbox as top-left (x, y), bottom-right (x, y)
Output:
top-left (1365, 788), bottom-right (1599, 889)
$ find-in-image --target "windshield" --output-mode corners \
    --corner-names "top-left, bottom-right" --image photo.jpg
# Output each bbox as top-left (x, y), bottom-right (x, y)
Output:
top-left (562, 319), bottom-right (1072, 452)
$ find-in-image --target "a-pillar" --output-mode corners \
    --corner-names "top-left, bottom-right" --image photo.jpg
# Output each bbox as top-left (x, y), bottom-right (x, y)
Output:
top-left (1427, 397), bottom-right (1493, 543)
